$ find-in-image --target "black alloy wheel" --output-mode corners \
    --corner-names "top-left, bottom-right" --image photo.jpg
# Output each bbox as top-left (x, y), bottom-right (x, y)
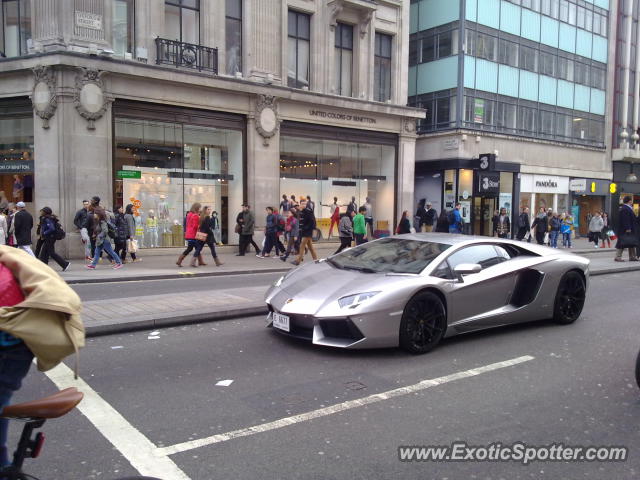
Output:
top-left (399, 291), bottom-right (447, 354)
top-left (552, 271), bottom-right (586, 324)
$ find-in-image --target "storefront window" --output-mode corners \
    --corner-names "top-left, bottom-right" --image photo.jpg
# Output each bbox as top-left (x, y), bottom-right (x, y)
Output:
top-left (443, 169), bottom-right (457, 211)
top-left (113, 0), bottom-right (134, 57)
top-left (499, 172), bottom-right (513, 216)
top-left (279, 134), bottom-right (395, 240)
top-left (114, 116), bottom-right (243, 248)
top-left (0, 113), bottom-right (34, 211)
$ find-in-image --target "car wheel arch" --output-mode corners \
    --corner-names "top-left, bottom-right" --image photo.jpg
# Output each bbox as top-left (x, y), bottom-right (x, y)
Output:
top-left (410, 287), bottom-right (448, 319)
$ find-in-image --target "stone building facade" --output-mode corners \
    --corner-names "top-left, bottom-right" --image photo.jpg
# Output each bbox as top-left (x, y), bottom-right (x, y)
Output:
top-left (0, 0), bottom-right (422, 256)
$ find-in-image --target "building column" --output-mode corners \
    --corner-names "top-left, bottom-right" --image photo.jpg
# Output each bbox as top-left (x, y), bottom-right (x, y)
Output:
top-left (397, 123), bottom-right (417, 225)
top-left (530, 193), bottom-right (536, 213)
top-left (621, 0), bottom-right (633, 147)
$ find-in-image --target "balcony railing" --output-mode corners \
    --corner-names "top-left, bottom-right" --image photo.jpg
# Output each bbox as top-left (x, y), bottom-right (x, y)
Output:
top-left (155, 37), bottom-right (218, 74)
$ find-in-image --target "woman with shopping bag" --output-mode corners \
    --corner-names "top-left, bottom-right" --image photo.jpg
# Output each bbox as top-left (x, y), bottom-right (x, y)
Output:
top-left (124, 204), bottom-right (139, 263)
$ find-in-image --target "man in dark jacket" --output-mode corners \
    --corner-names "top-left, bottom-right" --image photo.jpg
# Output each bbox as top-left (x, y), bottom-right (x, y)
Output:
top-left (424, 202), bottom-right (438, 232)
top-left (615, 196), bottom-right (638, 262)
top-left (13, 202), bottom-right (34, 256)
top-left (531, 207), bottom-right (548, 245)
top-left (237, 204), bottom-right (260, 256)
top-left (516, 207), bottom-right (530, 241)
top-left (74, 200), bottom-right (91, 259)
top-left (293, 199), bottom-right (317, 265)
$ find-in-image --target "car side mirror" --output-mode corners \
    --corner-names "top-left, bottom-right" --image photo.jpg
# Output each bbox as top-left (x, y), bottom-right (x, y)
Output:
top-left (453, 263), bottom-right (482, 282)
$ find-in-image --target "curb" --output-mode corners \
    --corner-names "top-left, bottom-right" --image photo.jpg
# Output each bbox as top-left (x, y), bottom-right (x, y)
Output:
top-left (85, 306), bottom-right (268, 337)
top-left (83, 265), bottom-right (640, 337)
top-left (66, 268), bottom-right (290, 285)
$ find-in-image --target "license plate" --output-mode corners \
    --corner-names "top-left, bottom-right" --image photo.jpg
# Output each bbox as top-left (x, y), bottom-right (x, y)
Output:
top-left (272, 312), bottom-right (290, 332)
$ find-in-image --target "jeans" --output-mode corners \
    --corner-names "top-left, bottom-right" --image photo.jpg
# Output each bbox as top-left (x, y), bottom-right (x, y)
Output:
top-left (354, 233), bottom-right (367, 245)
top-left (91, 239), bottom-right (122, 266)
top-left (181, 239), bottom-right (199, 257)
top-left (562, 232), bottom-right (572, 248)
top-left (0, 343), bottom-right (34, 466)
top-left (549, 230), bottom-right (559, 248)
top-left (195, 239), bottom-right (218, 258)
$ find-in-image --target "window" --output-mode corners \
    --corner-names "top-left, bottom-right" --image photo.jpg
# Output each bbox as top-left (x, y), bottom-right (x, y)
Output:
top-left (421, 36), bottom-right (435, 62)
top-left (557, 56), bottom-right (573, 81)
top-left (542, 0), bottom-right (560, 18)
top-left (409, 37), bottom-right (419, 66)
top-left (576, 6), bottom-right (585, 29)
top-left (225, 0), bottom-right (242, 75)
top-left (591, 66), bottom-right (605, 89)
top-left (476, 32), bottom-right (496, 61)
top-left (574, 61), bottom-right (589, 85)
top-left (498, 39), bottom-right (518, 67)
top-left (287, 10), bottom-right (310, 89)
top-left (539, 109), bottom-right (555, 137)
top-left (335, 23), bottom-right (353, 96)
top-left (113, 0), bottom-right (135, 57)
top-left (465, 29), bottom-right (476, 56)
top-left (539, 51), bottom-right (555, 76)
top-left (496, 102), bottom-right (517, 132)
top-left (438, 30), bottom-right (455, 57)
top-left (411, 90), bottom-right (457, 132)
top-left (518, 105), bottom-right (536, 133)
top-left (165, 0), bottom-right (200, 45)
top-left (519, 45), bottom-right (537, 72)
top-left (1, 0), bottom-right (31, 57)
top-left (568, 2), bottom-right (576, 25)
top-left (559, 0), bottom-right (568, 22)
top-left (374, 33), bottom-right (392, 102)
top-left (446, 245), bottom-right (507, 271)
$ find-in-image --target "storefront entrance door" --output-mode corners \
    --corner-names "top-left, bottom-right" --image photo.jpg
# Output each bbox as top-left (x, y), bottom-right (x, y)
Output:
top-left (473, 196), bottom-right (497, 236)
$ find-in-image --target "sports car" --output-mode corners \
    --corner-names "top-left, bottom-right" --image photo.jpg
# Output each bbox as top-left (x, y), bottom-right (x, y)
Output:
top-left (264, 233), bottom-right (589, 354)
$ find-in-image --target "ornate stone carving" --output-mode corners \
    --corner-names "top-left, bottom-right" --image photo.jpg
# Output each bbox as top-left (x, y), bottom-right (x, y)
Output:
top-left (329, 1), bottom-right (344, 31)
top-left (403, 118), bottom-right (417, 135)
top-left (74, 68), bottom-right (111, 130)
top-left (31, 66), bottom-right (58, 129)
top-left (360, 11), bottom-right (374, 38)
top-left (255, 94), bottom-right (279, 146)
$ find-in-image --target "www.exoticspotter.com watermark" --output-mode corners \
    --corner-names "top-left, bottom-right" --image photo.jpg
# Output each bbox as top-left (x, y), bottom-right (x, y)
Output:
top-left (398, 442), bottom-right (628, 465)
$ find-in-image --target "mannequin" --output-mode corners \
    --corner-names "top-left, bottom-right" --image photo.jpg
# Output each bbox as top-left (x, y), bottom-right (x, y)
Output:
top-left (146, 209), bottom-right (158, 248)
top-left (212, 211), bottom-right (222, 245)
top-left (12, 175), bottom-right (24, 203)
top-left (157, 195), bottom-right (170, 233)
top-left (321, 197), bottom-right (341, 238)
top-left (134, 211), bottom-right (145, 248)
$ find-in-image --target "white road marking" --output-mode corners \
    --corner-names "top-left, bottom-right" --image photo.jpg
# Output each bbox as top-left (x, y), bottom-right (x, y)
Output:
top-left (45, 362), bottom-right (191, 480)
top-left (157, 355), bottom-right (535, 456)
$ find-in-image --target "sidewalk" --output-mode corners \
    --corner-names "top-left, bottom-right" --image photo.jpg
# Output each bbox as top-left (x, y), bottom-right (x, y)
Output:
top-left (76, 237), bottom-right (640, 337)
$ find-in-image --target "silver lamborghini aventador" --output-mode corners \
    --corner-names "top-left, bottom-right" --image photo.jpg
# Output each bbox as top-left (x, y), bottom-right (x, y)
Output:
top-left (265, 233), bottom-right (589, 354)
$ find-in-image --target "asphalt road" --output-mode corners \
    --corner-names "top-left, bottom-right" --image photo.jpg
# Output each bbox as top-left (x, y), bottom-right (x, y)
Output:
top-left (71, 272), bottom-right (283, 301)
top-left (9, 271), bottom-right (640, 480)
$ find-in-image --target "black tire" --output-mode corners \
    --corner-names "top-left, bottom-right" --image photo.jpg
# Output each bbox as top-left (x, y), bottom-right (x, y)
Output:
top-left (635, 349), bottom-right (640, 390)
top-left (552, 271), bottom-right (586, 324)
top-left (399, 291), bottom-right (447, 354)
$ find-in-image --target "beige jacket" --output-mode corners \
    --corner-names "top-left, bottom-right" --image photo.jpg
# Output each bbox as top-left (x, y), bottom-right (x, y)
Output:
top-left (0, 246), bottom-right (85, 374)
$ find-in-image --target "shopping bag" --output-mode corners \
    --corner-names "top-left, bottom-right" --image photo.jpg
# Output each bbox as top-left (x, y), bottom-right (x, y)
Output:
top-left (523, 231), bottom-right (530, 241)
top-left (127, 238), bottom-right (138, 253)
top-left (543, 232), bottom-right (549, 244)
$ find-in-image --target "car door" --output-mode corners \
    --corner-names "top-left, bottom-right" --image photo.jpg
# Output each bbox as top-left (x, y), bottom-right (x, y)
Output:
top-left (439, 244), bottom-right (519, 331)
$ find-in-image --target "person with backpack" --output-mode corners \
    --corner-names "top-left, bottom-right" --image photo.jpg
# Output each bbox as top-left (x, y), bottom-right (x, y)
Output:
top-left (588, 211), bottom-right (604, 248)
top-left (561, 213), bottom-right (573, 248)
top-left (292, 199), bottom-right (318, 265)
top-left (548, 212), bottom-right (561, 248)
top-left (414, 199), bottom-right (427, 232)
top-left (73, 200), bottom-right (92, 260)
top-left (113, 206), bottom-right (130, 263)
top-left (13, 202), bottom-right (34, 257)
top-left (280, 208), bottom-right (299, 262)
top-left (37, 207), bottom-right (70, 272)
top-left (193, 206), bottom-right (223, 267)
top-left (176, 202), bottom-right (202, 267)
top-left (448, 203), bottom-right (463, 234)
top-left (86, 208), bottom-right (122, 269)
top-left (516, 207), bottom-right (530, 241)
top-left (275, 211), bottom-right (286, 255)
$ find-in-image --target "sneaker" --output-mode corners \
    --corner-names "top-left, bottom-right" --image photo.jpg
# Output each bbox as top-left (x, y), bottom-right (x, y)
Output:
top-left (256, 254), bottom-right (264, 258)
top-left (63, 262), bottom-right (71, 272)
top-left (85, 256), bottom-right (93, 261)
top-left (594, 245), bottom-right (599, 248)
top-left (280, 256), bottom-right (287, 262)
top-left (614, 258), bottom-right (625, 262)
top-left (113, 263), bottom-right (123, 269)
top-left (86, 264), bottom-right (96, 269)
top-left (630, 258), bottom-right (640, 262)
top-left (290, 260), bottom-right (300, 266)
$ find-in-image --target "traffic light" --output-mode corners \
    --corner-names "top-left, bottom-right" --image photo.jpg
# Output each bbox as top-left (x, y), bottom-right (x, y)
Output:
top-left (610, 182), bottom-right (617, 194)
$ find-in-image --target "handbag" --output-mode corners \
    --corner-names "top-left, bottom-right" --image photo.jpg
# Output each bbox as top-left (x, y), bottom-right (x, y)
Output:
top-left (195, 231), bottom-right (208, 241)
top-left (543, 232), bottom-right (549, 244)
top-left (127, 238), bottom-right (138, 253)
top-left (234, 223), bottom-right (241, 234)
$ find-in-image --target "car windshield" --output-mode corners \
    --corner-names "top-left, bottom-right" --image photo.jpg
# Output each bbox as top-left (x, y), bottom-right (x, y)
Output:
top-left (329, 238), bottom-right (451, 274)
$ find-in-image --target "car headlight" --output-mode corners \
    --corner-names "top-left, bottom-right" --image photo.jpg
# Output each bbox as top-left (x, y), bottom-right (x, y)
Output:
top-left (338, 291), bottom-right (381, 309)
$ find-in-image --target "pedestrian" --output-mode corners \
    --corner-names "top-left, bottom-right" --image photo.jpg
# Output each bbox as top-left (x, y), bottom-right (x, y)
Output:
top-left (448, 203), bottom-right (463, 234)
top-left (113, 206), bottom-right (130, 263)
top-left (334, 211), bottom-right (354, 254)
top-left (396, 210), bottom-right (411, 234)
top-left (614, 196), bottom-right (638, 262)
top-left (546, 209), bottom-right (554, 245)
top-left (435, 208), bottom-right (450, 233)
top-left (346, 196), bottom-right (357, 216)
top-left (258, 207), bottom-right (281, 258)
top-left (322, 197), bottom-right (341, 239)
top-left (600, 212), bottom-right (611, 248)
top-left (516, 207), bottom-right (530, 241)
top-left (5, 203), bottom-right (16, 246)
top-left (290, 195), bottom-right (298, 208)
top-left (549, 212), bottom-right (561, 248)
top-left (353, 206), bottom-right (368, 245)
top-left (279, 194), bottom-right (290, 214)
top-left (13, 202), bottom-right (34, 256)
top-left (531, 207), bottom-right (548, 245)
top-left (193, 206), bottom-right (223, 267)
top-left (73, 200), bottom-right (92, 260)
top-left (306, 195), bottom-right (315, 213)
top-left (212, 211), bottom-right (222, 245)
top-left (292, 199), bottom-right (318, 265)
top-left (0, 191), bottom-right (8, 212)
top-left (363, 197), bottom-right (374, 238)
top-left (494, 208), bottom-right (510, 238)
top-left (34, 212), bottom-right (45, 259)
top-left (237, 204), bottom-right (260, 256)
top-left (38, 207), bottom-right (70, 271)
top-left (561, 214), bottom-right (573, 249)
top-left (86, 208), bottom-right (122, 269)
top-left (588, 211), bottom-right (604, 248)
top-left (0, 208), bottom-right (6, 245)
top-left (414, 199), bottom-right (426, 232)
top-left (176, 202), bottom-right (201, 267)
top-left (123, 204), bottom-right (139, 263)
top-left (424, 202), bottom-right (438, 232)
top-left (280, 208), bottom-right (299, 262)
